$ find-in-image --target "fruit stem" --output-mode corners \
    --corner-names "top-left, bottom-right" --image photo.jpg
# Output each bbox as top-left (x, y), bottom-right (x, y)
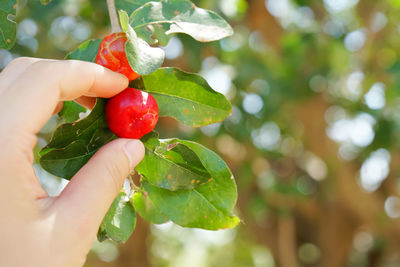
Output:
top-left (106, 0), bottom-right (121, 33)
top-left (128, 173), bottom-right (138, 192)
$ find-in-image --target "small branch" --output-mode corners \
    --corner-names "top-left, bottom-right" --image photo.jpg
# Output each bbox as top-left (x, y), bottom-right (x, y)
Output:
top-left (128, 172), bottom-right (141, 192)
top-left (128, 173), bottom-right (135, 188)
top-left (107, 0), bottom-right (121, 32)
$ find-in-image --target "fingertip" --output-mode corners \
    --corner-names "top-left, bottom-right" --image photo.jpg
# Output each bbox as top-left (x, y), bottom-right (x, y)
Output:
top-left (57, 60), bottom-right (129, 100)
top-left (107, 68), bottom-right (129, 89)
top-left (123, 139), bottom-right (145, 169)
top-left (62, 60), bottom-right (128, 99)
top-left (93, 67), bottom-right (129, 98)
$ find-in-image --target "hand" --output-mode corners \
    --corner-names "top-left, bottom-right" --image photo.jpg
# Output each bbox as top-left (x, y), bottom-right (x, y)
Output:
top-left (0, 58), bottom-right (145, 267)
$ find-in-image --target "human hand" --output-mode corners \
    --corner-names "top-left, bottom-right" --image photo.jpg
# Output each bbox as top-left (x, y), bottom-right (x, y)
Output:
top-left (0, 58), bottom-right (145, 267)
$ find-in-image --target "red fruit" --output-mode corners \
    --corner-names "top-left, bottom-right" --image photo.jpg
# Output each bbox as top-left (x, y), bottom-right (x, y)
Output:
top-left (106, 88), bottom-right (159, 139)
top-left (95, 32), bottom-right (140, 81)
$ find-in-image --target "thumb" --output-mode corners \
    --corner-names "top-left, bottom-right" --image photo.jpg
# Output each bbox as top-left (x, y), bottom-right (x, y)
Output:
top-left (53, 139), bottom-right (144, 230)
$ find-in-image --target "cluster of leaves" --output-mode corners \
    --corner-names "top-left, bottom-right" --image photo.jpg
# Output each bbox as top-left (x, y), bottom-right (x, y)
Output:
top-left (0, 0), bottom-right (240, 242)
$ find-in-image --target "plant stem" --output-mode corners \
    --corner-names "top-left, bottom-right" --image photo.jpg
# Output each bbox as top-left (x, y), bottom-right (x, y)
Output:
top-left (106, 0), bottom-right (121, 32)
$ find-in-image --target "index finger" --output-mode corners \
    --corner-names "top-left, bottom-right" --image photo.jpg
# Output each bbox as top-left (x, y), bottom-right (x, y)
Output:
top-left (0, 58), bottom-right (128, 137)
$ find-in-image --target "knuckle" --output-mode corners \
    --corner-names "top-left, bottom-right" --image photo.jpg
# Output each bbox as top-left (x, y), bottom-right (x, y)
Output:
top-left (63, 59), bottom-right (92, 73)
top-left (57, 59), bottom-right (77, 71)
top-left (104, 159), bottom-right (126, 193)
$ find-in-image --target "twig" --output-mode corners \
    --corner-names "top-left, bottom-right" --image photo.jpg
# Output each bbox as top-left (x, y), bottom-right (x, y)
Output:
top-left (106, 0), bottom-right (121, 32)
top-left (128, 172), bottom-right (141, 193)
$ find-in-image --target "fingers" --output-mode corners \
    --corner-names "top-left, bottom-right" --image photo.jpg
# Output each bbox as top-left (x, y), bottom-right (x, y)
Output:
top-left (52, 139), bottom-right (144, 234)
top-left (54, 59), bottom-right (129, 100)
top-left (0, 58), bottom-right (129, 200)
top-left (0, 133), bottom-right (48, 213)
top-left (0, 57), bottom-right (40, 95)
top-left (0, 58), bottom-right (128, 138)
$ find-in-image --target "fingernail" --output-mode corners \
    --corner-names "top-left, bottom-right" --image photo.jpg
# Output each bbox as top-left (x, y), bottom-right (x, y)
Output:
top-left (123, 140), bottom-right (145, 169)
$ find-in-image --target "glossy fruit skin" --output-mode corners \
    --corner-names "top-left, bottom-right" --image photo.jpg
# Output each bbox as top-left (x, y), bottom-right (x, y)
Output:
top-left (95, 32), bottom-right (140, 81)
top-left (106, 88), bottom-right (159, 139)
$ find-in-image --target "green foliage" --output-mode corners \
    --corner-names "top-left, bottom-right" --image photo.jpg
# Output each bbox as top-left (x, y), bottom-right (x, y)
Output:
top-left (136, 131), bottom-right (239, 230)
top-left (128, 0), bottom-right (233, 45)
top-left (40, 99), bottom-right (116, 179)
top-left (115, 0), bottom-right (148, 15)
top-left (0, 0), bottom-right (16, 49)
top-left (132, 68), bottom-right (232, 127)
top-left (58, 101), bottom-right (87, 123)
top-left (137, 131), bottom-right (212, 190)
top-left (131, 191), bottom-right (169, 224)
top-left (116, 0), bottom-right (233, 45)
top-left (27, 0), bottom-right (238, 243)
top-left (98, 192), bottom-right (137, 243)
top-left (119, 10), bottom-right (165, 75)
top-left (141, 180), bottom-right (239, 230)
top-left (65, 39), bottom-right (101, 62)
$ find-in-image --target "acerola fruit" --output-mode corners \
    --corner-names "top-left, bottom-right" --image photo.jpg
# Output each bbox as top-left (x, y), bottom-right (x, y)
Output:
top-left (95, 32), bottom-right (140, 81)
top-left (106, 88), bottom-right (159, 139)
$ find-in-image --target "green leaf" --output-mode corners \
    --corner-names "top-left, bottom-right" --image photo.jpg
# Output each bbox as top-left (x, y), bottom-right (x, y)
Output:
top-left (129, 0), bottom-right (233, 44)
top-left (142, 180), bottom-right (239, 230)
top-left (136, 24), bottom-right (171, 46)
top-left (65, 39), bottom-right (101, 62)
top-left (0, 0), bottom-right (17, 50)
top-left (119, 9), bottom-right (130, 32)
top-left (168, 138), bottom-right (238, 213)
top-left (137, 132), bottom-right (239, 230)
top-left (98, 192), bottom-right (137, 243)
top-left (119, 10), bottom-right (165, 75)
top-left (131, 191), bottom-right (169, 224)
top-left (41, 98), bottom-right (108, 151)
top-left (58, 101), bottom-right (87, 123)
top-left (116, 0), bottom-right (148, 16)
top-left (132, 68), bottom-right (232, 127)
top-left (40, 128), bottom-right (115, 179)
top-left (40, 99), bottom-right (116, 179)
top-left (136, 131), bottom-right (212, 190)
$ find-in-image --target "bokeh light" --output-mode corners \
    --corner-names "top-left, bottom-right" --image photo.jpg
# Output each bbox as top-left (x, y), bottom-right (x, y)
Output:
top-left (360, 149), bottom-right (391, 192)
top-left (344, 30), bottom-right (366, 52)
top-left (327, 113), bottom-right (375, 148)
top-left (162, 37), bottom-right (183, 59)
top-left (364, 82), bottom-right (386, 110)
top-left (242, 93), bottom-right (264, 114)
top-left (384, 196), bottom-right (400, 218)
top-left (251, 122), bottom-right (281, 151)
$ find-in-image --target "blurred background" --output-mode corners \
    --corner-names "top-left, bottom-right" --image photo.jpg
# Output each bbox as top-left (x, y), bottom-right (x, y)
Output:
top-left (4, 0), bottom-right (400, 266)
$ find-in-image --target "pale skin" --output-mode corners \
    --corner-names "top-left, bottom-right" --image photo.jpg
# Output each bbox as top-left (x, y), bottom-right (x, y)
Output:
top-left (0, 57), bottom-right (145, 266)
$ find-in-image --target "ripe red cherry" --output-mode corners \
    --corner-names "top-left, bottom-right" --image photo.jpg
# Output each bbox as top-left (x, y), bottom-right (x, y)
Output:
top-left (95, 32), bottom-right (140, 81)
top-left (106, 88), bottom-right (159, 139)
